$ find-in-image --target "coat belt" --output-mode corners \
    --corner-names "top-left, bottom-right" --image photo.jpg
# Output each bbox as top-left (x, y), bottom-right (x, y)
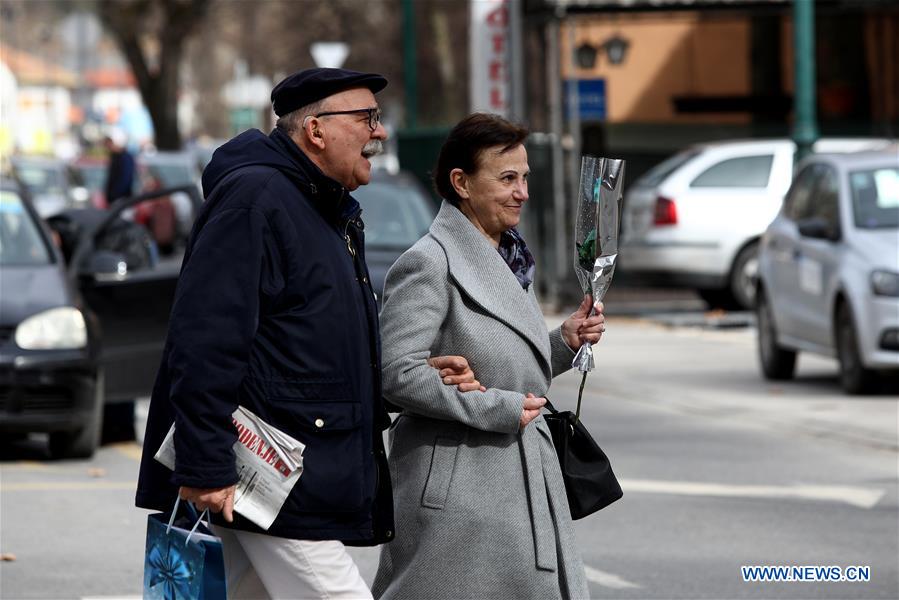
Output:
top-left (521, 418), bottom-right (559, 572)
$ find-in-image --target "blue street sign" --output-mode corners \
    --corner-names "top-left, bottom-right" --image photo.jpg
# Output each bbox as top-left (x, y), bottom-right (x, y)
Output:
top-left (564, 79), bottom-right (607, 121)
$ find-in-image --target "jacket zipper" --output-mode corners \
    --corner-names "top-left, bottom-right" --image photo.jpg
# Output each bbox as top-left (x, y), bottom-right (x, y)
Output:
top-left (343, 218), bottom-right (357, 258)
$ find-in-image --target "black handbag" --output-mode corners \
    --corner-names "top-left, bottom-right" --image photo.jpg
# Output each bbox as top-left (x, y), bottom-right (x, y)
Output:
top-left (543, 396), bottom-right (622, 519)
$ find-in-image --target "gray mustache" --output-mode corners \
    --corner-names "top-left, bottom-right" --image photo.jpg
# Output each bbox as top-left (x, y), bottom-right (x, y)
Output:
top-left (362, 140), bottom-right (383, 158)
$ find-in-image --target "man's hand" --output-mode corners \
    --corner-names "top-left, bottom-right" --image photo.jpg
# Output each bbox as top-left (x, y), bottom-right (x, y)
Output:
top-left (520, 393), bottom-right (546, 429)
top-left (561, 295), bottom-right (606, 351)
top-left (179, 485), bottom-right (236, 522)
top-left (429, 355), bottom-right (486, 392)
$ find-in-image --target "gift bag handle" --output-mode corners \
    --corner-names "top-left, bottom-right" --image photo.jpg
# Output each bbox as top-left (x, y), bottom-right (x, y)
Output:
top-left (166, 496), bottom-right (213, 545)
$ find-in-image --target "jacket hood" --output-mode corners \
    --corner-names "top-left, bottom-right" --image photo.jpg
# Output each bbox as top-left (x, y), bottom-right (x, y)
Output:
top-left (202, 129), bottom-right (301, 197)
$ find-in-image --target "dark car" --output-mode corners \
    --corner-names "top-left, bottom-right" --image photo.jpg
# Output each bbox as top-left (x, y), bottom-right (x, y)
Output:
top-left (354, 171), bottom-right (437, 300)
top-left (0, 182), bottom-right (102, 458)
top-left (0, 181), bottom-right (201, 458)
top-left (10, 156), bottom-right (91, 218)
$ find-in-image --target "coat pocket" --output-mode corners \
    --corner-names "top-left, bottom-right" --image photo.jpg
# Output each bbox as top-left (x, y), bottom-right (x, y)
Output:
top-left (421, 437), bottom-right (460, 510)
top-left (264, 380), bottom-right (365, 513)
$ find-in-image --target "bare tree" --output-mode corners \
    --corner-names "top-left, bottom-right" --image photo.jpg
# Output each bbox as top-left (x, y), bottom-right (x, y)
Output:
top-left (97, 0), bottom-right (211, 149)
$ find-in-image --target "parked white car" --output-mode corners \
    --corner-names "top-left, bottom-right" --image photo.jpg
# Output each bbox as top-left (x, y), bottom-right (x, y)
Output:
top-left (756, 149), bottom-right (899, 394)
top-left (619, 138), bottom-right (890, 309)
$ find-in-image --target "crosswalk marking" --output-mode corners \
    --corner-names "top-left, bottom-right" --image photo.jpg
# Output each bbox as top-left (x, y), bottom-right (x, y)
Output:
top-left (585, 565), bottom-right (642, 589)
top-left (621, 478), bottom-right (884, 509)
top-left (1, 481), bottom-right (135, 492)
top-left (4, 476), bottom-right (882, 509)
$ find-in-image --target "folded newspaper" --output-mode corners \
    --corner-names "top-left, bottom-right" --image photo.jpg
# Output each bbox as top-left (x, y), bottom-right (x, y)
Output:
top-left (155, 406), bottom-right (305, 530)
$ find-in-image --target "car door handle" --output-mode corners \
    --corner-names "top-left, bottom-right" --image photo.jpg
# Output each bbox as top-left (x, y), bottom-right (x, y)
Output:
top-left (792, 248), bottom-right (802, 261)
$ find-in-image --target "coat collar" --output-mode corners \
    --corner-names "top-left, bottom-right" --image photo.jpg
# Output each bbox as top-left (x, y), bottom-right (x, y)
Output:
top-left (429, 201), bottom-right (550, 370)
top-left (270, 128), bottom-right (359, 224)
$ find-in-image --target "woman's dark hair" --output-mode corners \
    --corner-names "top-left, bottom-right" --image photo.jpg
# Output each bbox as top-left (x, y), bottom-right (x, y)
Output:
top-left (433, 113), bottom-right (529, 206)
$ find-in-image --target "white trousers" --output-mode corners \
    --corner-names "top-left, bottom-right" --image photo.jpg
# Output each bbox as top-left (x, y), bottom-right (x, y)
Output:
top-left (212, 525), bottom-right (372, 600)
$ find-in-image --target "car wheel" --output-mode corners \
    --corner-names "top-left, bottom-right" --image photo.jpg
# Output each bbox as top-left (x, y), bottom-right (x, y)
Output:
top-left (835, 303), bottom-right (878, 394)
top-left (756, 291), bottom-right (796, 380)
top-left (48, 371), bottom-right (104, 459)
top-left (730, 242), bottom-right (759, 310)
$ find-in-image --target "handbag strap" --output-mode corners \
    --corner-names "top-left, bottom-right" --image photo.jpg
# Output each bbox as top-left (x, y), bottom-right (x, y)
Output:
top-left (543, 397), bottom-right (559, 414)
top-left (543, 386), bottom-right (585, 423)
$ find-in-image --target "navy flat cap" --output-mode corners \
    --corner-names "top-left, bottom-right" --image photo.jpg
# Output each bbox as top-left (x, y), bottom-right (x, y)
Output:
top-left (271, 68), bottom-right (388, 116)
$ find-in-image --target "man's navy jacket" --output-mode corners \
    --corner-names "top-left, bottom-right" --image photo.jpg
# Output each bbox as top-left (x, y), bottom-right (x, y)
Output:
top-left (135, 128), bottom-right (394, 545)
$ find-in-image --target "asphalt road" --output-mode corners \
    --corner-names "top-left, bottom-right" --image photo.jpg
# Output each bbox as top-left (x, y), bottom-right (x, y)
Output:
top-left (1, 314), bottom-right (896, 599)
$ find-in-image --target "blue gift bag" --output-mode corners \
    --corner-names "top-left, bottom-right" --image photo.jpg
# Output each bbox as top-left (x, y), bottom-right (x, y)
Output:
top-left (143, 498), bottom-right (227, 600)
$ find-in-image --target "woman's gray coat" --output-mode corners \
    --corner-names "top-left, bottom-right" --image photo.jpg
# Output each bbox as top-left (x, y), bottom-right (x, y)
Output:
top-left (372, 202), bottom-right (590, 600)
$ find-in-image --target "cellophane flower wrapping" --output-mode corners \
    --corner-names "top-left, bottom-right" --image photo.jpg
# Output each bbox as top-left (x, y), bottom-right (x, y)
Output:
top-left (572, 156), bottom-right (626, 372)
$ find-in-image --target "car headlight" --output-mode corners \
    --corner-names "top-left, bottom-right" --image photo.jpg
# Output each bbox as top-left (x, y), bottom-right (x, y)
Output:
top-left (14, 307), bottom-right (87, 350)
top-left (871, 270), bottom-right (899, 297)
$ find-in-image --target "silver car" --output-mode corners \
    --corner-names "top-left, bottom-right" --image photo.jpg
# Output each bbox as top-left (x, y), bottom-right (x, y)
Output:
top-left (756, 149), bottom-right (899, 394)
top-left (620, 138), bottom-right (889, 310)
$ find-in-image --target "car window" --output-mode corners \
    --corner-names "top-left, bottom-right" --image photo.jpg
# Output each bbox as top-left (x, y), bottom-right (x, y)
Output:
top-left (635, 149), bottom-right (701, 188)
top-left (807, 166), bottom-right (840, 233)
top-left (77, 164), bottom-right (107, 193)
top-left (849, 167), bottom-right (899, 229)
top-left (783, 165), bottom-right (819, 221)
top-left (141, 160), bottom-right (196, 188)
top-left (14, 164), bottom-right (65, 195)
top-left (353, 181), bottom-right (435, 249)
top-left (67, 166), bottom-right (86, 187)
top-left (0, 190), bottom-right (52, 265)
top-left (689, 155), bottom-right (774, 188)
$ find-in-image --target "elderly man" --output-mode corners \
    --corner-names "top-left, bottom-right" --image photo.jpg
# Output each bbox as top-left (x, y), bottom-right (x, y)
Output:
top-left (136, 68), bottom-right (480, 599)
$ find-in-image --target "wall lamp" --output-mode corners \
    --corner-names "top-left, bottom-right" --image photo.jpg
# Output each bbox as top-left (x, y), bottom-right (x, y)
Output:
top-left (573, 34), bottom-right (630, 69)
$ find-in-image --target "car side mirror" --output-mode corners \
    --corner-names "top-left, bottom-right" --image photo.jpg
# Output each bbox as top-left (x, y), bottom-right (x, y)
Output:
top-left (797, 217), bottom-right (840, 242)
top-left (82, 250), bottom-right (129, 282)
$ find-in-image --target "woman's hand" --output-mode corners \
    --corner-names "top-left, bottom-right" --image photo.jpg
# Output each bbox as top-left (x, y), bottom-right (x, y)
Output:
top-left (520, 393), bottom-right (546, 429)
top-left (429, 355), bottom-right (486, 392)
top-left (561, 294), bottom-right (606, 351)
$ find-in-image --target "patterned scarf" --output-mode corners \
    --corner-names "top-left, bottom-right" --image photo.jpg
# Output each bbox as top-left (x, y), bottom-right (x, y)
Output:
top-left (497, 228), bottom-right (536, 290)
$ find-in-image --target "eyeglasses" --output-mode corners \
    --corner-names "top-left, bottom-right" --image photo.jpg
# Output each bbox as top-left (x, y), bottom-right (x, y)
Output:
top-left (313, 107), bottom-right (382, 132)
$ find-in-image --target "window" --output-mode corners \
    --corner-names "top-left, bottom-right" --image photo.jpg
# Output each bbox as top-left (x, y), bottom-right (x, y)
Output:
top-left (689, 155), bottom-right (774, 188)
top-left (635, 149), bottom-right (701, 188)
top-left (783, 165), bottom-right (819, 221)
top-left (353, 181), bottom-right (435, 249)
top-left (0, 191), bottom-right (52, 266)
top-left (14, 163), bottom-right (66, 196)
top-left (807, 166), bottom-right (840, 235)
top-left (850, 167), bottom-right (899, 229)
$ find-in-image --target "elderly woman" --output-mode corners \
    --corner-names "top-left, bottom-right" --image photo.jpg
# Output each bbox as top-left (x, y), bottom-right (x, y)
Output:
top-left (372, 113), bottom-right (605, 599)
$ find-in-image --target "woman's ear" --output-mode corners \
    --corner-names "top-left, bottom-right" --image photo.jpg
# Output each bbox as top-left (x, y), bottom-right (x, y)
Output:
top-left (450, 168), bottom-right (470, 200)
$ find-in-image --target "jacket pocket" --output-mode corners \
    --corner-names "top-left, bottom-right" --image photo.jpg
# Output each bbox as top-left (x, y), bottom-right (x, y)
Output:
top-left (266, 378), bottom-right (353, 402)
top-left (421, 437), bottom-right (460, 510)
top-left (264, 380), bottom-right (365, 513)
